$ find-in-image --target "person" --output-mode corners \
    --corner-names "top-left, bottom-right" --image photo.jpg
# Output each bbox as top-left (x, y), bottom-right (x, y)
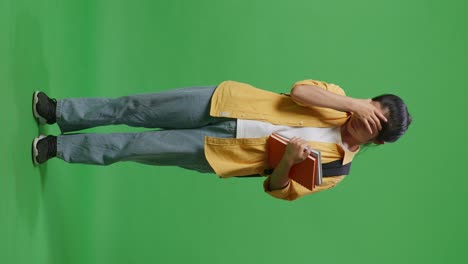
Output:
top-left (31, 79), bottom-right (412, 201)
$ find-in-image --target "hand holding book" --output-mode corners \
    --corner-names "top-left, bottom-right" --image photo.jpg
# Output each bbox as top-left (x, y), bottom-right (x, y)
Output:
top-left (284, 137), bottom-right (313, 165)
top-left (267, 133), bottom-right (323, 190)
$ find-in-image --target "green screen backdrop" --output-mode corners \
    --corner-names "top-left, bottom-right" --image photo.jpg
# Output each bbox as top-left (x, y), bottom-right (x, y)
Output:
top-left (1, 0), bottom-right (466, 263)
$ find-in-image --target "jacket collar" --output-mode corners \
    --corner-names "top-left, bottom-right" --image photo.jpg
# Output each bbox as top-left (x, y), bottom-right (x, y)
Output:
top-left (341, 144), bottom-right (360, 165)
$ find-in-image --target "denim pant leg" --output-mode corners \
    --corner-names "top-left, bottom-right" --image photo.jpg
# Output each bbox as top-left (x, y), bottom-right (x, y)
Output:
top-left (56, 119), bottom-right (237, 173)
top-left (55, 85), bottom-right (238, 173)
top-left (55, 85), bottom-right (225, 133)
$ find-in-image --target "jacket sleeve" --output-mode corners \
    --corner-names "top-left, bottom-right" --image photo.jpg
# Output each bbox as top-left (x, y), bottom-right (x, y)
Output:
top-left (263, 174), bottom-right (346, 201)
top-left (290, 79), bottom-right (346, 98)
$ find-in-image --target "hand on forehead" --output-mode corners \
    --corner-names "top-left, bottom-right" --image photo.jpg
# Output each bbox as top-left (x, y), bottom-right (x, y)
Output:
top-left (372, 101), bottom-right (390, 118)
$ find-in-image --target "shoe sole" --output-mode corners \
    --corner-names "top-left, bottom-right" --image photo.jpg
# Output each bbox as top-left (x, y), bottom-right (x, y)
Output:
top-left (32, 91), bottom-right (47, 125)
top-left (32, 135), bottom-right (47, 166)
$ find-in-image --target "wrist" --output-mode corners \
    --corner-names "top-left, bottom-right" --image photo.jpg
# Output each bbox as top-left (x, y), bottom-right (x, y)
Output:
top-left (269, 157), bottom-right (294, 191)
top-left (346, 97), bottom-right (359, 113)
top-left (281, 156), bottom-right (295, 167)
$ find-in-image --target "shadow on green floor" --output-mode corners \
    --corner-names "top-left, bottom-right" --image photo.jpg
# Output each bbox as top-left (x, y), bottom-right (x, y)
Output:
top-left (6, 7), bottom-right (62, 264)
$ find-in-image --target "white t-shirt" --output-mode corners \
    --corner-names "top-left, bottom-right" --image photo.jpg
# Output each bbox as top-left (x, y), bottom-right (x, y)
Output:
top-left (236, 119), bottom-right (351, 151)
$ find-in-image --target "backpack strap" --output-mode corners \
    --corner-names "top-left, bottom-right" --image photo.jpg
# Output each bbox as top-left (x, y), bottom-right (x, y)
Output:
top-left (235, 159), bottom-right (351, 178)
top-left (322, 159), bottom-right (352, 176)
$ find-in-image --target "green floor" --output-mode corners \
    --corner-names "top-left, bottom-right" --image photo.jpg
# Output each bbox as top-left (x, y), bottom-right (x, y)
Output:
top-left (1, 0), bottom-right (467, 263)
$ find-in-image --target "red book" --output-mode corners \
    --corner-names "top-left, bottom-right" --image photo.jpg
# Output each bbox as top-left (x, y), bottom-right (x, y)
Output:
top-left (267, 133), bottom-right (319, 191)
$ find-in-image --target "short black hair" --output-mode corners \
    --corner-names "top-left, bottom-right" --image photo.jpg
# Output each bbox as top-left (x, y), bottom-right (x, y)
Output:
top-left (362, 94), bottom-right (412, 149)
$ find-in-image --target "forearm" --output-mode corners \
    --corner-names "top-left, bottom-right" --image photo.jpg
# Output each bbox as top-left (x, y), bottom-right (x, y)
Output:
top-left (268, 156), bottom-right (294, 191)
top-left (291, 85), bottom-right (356, 112)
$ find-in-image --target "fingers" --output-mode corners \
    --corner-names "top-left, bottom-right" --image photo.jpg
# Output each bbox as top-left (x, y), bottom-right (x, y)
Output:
top-left (352, 99), bottom-right (388, 134)
top-left (363, 119), bottom-right (373, 134)
top-left (301, 143), bottom-right (311, 158)
top-left (369, 117), bottom-right (378, 132)
top-left (373, 108), bottom-right (388, 131)
top-left (372, 114), bottom-right (382, 131)
top-left (377, 111), bottom-right (388, 123)
top-left (292, 137), bottom-right (309, 151)
top-left (303, 149), bottom-right (311, 158)
top-left (373, 102), bottom-right (387, 122)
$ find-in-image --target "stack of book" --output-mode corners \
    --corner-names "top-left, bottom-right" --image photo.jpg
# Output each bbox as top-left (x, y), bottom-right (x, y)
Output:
top-left (267, 133), bottom-right (322, 191)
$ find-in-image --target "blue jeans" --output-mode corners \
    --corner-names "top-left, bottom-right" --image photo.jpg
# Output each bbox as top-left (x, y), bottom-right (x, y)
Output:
top-left (55, 85), bottom-right (237, 174)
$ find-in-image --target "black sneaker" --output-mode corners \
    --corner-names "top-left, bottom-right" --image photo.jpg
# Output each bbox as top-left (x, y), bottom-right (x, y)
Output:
top-left (33, 91), bottom-right (57, 125)
top-left (32, 135), bottom-right (57, 165)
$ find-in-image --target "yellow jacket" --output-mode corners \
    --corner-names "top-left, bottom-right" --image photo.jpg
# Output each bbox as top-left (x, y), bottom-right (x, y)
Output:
top-left (204, 79), bottom-right (360, 201)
